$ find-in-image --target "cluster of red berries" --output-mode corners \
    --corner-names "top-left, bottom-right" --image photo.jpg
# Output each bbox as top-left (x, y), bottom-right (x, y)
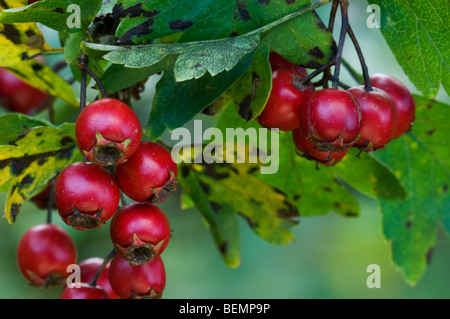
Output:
top-left (257, 52), bottom-right (416, 166)
top-left (17, 98), bottom-right (179, 299)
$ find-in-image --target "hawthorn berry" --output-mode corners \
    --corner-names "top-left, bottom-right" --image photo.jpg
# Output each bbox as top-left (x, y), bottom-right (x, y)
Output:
top-left (299, 88), bottom-right (361, 150)
top-left (109, 253), bottom-right (166, 299)
top-left (347, 86), bottom-right (397, 151)
top-left (292, 128), bottom-right (348, 166)
top-left (110, 203), bottom-right (171, 266)
top-left (17, 224), bottom-right (77, 287)
top-left (60, 283), bottom-right (109, 299)
top-left (75, 98), bottom-right (142, 166)
top-left (79, 257), bottom-right (119, 299)
top-left (115, 141), bottom-right (178, 203)
top-left (369, 73), bottom-right (416, 138)
top-left (0, 68), bottom-right (48, 114)
top-left (257, 68), bottom-right (313, 131)
top-left (54, 162), bottom-right (120, 230)
top-left (269, 52), bottom-right (308, 77)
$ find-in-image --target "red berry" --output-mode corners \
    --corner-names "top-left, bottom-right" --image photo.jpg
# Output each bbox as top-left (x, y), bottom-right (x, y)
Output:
top-left (347, 86), bottom-right (397, 151)
top-left (110, 203), bottom-right (171, 266)
top-left (292, 128), bottom-right (348, 166)
top-left (109, 253), bottom-right (166, 299)
top-left (55, 162), bottom-right (120, 230)
top-left (269, 52), bottom-right (308, 77)
top-left (299, 88), bottom-right (361, 150)
top-left (115, 141), bottom-right (178, 203)
top-left (257, 69), bottom-right (313, 131)
top-left (0, 68), bottom-right (48, 114)
top-left (79, 257), bottom-right (119, 299)
top-left (369, 73), bottom-right (415, 138)
top-left (75, 98), bottom-right (142, 166)
top-left (17, 224), bottom-right (77, 287)
top-left (60, 283), bottom-right (109, 299)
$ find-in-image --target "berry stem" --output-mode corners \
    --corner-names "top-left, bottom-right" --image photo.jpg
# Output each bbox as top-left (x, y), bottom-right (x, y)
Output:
top-left (77, 54), bottom-right (108, 99)
top-left (331, 0), bottom-right (349, 89)
top-left (78, 53), bottom-right (88, 112)
top-left (300, 58), bottom-right (336, 85)
top-left (46, 180), bottom-right (55, 224)
top-left (346, 25), bottom-right (372, 91)
top-left (88, 248), bottom-right (116, 287)
top-left (321, 0), bottom-right (340, 87)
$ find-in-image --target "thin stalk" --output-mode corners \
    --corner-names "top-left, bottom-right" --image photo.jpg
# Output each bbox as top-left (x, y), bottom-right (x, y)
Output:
top-left (88, 249), bottom-right (116, 287)
top-left (46, 180), bottom-right (55, 224)
top-left (347, 25), bottom-right (372, 91)
top-left (331, 0), bottom-right (349, 89)
top-left (341, 58), bottom-right (363, 84)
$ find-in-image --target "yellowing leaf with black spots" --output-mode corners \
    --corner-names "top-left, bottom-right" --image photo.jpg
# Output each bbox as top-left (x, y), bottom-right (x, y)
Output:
top-left (177, 143), bottom-right (299, 267)
top-left (0, 0), bottom-right (78, 106)
top-left (0, 115), bottom-right (82, 223)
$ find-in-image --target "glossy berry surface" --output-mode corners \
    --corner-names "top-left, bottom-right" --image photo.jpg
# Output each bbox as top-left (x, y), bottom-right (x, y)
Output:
top-left (17, 224), bottom-right (77, 287)
top-left (348, 86), bottom-right (397, 151)
top-left (0, 68), bottom-right (48, 114)
top-left (269, 52), bottom-right (308, 77)
top-left (115, 141), bottom-right (178, 203)
top-left (55, 162), bottom-right (120, 230)
top-left (370, 73), bottom-right (415, 138)
top-left (75, 98), bottom-right (142, 166)
top-left (60, 283), bottom-right (109, 299)
top-left (110, 203), bottom-right (171, 266)
top-left (109, 253), bottom-right (166, 299)
top-left (79, 257), bottom-right (119, 299)
top-left (257, 68), bottom-right (313, 131)
top-left (292, 128), bottom-right (348, 166)
top-left (299, 88), bottom-right (361, 150)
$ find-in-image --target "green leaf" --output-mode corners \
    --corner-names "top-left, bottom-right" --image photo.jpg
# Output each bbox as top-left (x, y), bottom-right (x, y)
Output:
top-left (83, 32), bottom-right (260, 82)
top-left (368, 0), bottom-right (450, 98)
top-left (145, 52), bottom-right (255, 140)
top-left (0, 0), bottom-right (103, 32)
top-left (0, 1), bottom-right (78, 106)
top-left (0, 113), bottom-right (51, 145)
top-left (333, 148), bottom-right (408, 200)
top-left (0, 116), bottom-right (82, 223)
top-left (176, 143), bottom-right (299, 267)
top-left (64, 30), bottom-right (84, 65)
top-left (374, 95), bottom-right (450, 285)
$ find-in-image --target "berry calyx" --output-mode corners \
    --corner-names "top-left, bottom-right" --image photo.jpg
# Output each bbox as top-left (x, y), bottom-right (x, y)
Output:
top-left (269, 52), bottom-right (308, 77)
top-left (292, 128), bottom-right (348, 166)
top-left (299, 88), bottom-right (361, 151)
top-left (109, 253), bottom-right (166, 299)
top-left (17, 224), bottom-right (77, 287)
top-left (369, 73), bottom-right (416, 138)
top-left (54, 162), bottom-right (120, 230)
top-left (79, 257), bottom-right (119, 299)
top-left (257, 68), bottom-right (314, 131)
top-left (60, 283), bottom-right (109, 299)
top-left (115, 141), bottom-right (178, 203)
top-left (75, 98), bottom-right (142, 166)
top-left (110, 203), bottom-right (171, 266)
top-left (347, 86), bottom-right (397, 151)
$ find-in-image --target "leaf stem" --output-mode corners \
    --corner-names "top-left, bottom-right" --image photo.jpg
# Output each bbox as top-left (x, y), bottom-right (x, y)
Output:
top-left (88, 248), bottom-right (116, 287)
top-left (331, 0), bottom-right (349, 89)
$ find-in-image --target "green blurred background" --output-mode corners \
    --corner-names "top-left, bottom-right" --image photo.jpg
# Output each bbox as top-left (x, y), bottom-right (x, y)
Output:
top-left (0, 1), bottom-right (449, 299)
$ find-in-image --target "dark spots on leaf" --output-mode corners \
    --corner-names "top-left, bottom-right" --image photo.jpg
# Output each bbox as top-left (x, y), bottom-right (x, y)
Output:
top-left (2, 24), bottom-right (22, 44)
top-left (10, 204), bottom-right (21, 222)
top-left (426, 129), bottom-right (435, 136)
top-left (118, 19), bottom-right (154, 45)
top-left (21, 52), bottom-right (30, 61)
top-left (230, 31), bottom-right (239, 37)
top-left (247, 166), bottom-right (259, 175)
top-left (238, 213), bottom-right (257, 229)
top-left (52, 8), bottom-right (64, 14)
top-left (194, 63), bottom-right (202, 69)
top-left (293, 194), bottom-right (301, 201)
top-left (405, 221), bottom-right (412, 229)
top-left (19, 174), bottom-right (34, 188)
top-left (210, 201), bottom-right (222, 214)
top-left (169, 20), bottom-right (193, 31)
top-left (112, 3), bottom-right (160, 19)
top-left (204, 164), bottom-right (230, 180)
top-left (0, 0), bottom-right (9, 9)
top-left (285, 0), bottom-right (295, 4)
top-left (443, 184), bottom-right (448, 193)
top-left (60, 136), bottom-right (73, 147)
top-left (32, 63), bottom-right (44, 72)
top-left (199, 180), bottom-right (210, 194)
top-left (57, 145), bottom-right (75, 160)
top-left (238, 94), bottom-right (253, 121)
top-left (37, 158), bottom-right (46, 166)
top-left (0, 158), bottom-right (11, 170)
top-left (322, 186), bottom-right (332, 192)
top-left (309, 46), bottom-right (325, 59)
top-left (272, 187), bottom-right (287, 197)
top-left (181, 165), bottom-right (190, 178)
top-left (219, 241), bottom-right (228, 253)
top-left (258, 0), bottom-right (270, 3)
top-left (25, 30), bottom-right (36, 38)
top-left (426, 248), bottom-right (434, 265)
top-left (277, 200), bottom-right (299, 219)
top-left (36, 132), bottom-right (42, 137)
top-left (235, 1), bottom-right (251, 21)
top-left (304, 60), bottom-right (322, 69)
top-left (426, 104), bottom-right (432, 109)
top-left (345, 211), bottom-right (358, 217)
